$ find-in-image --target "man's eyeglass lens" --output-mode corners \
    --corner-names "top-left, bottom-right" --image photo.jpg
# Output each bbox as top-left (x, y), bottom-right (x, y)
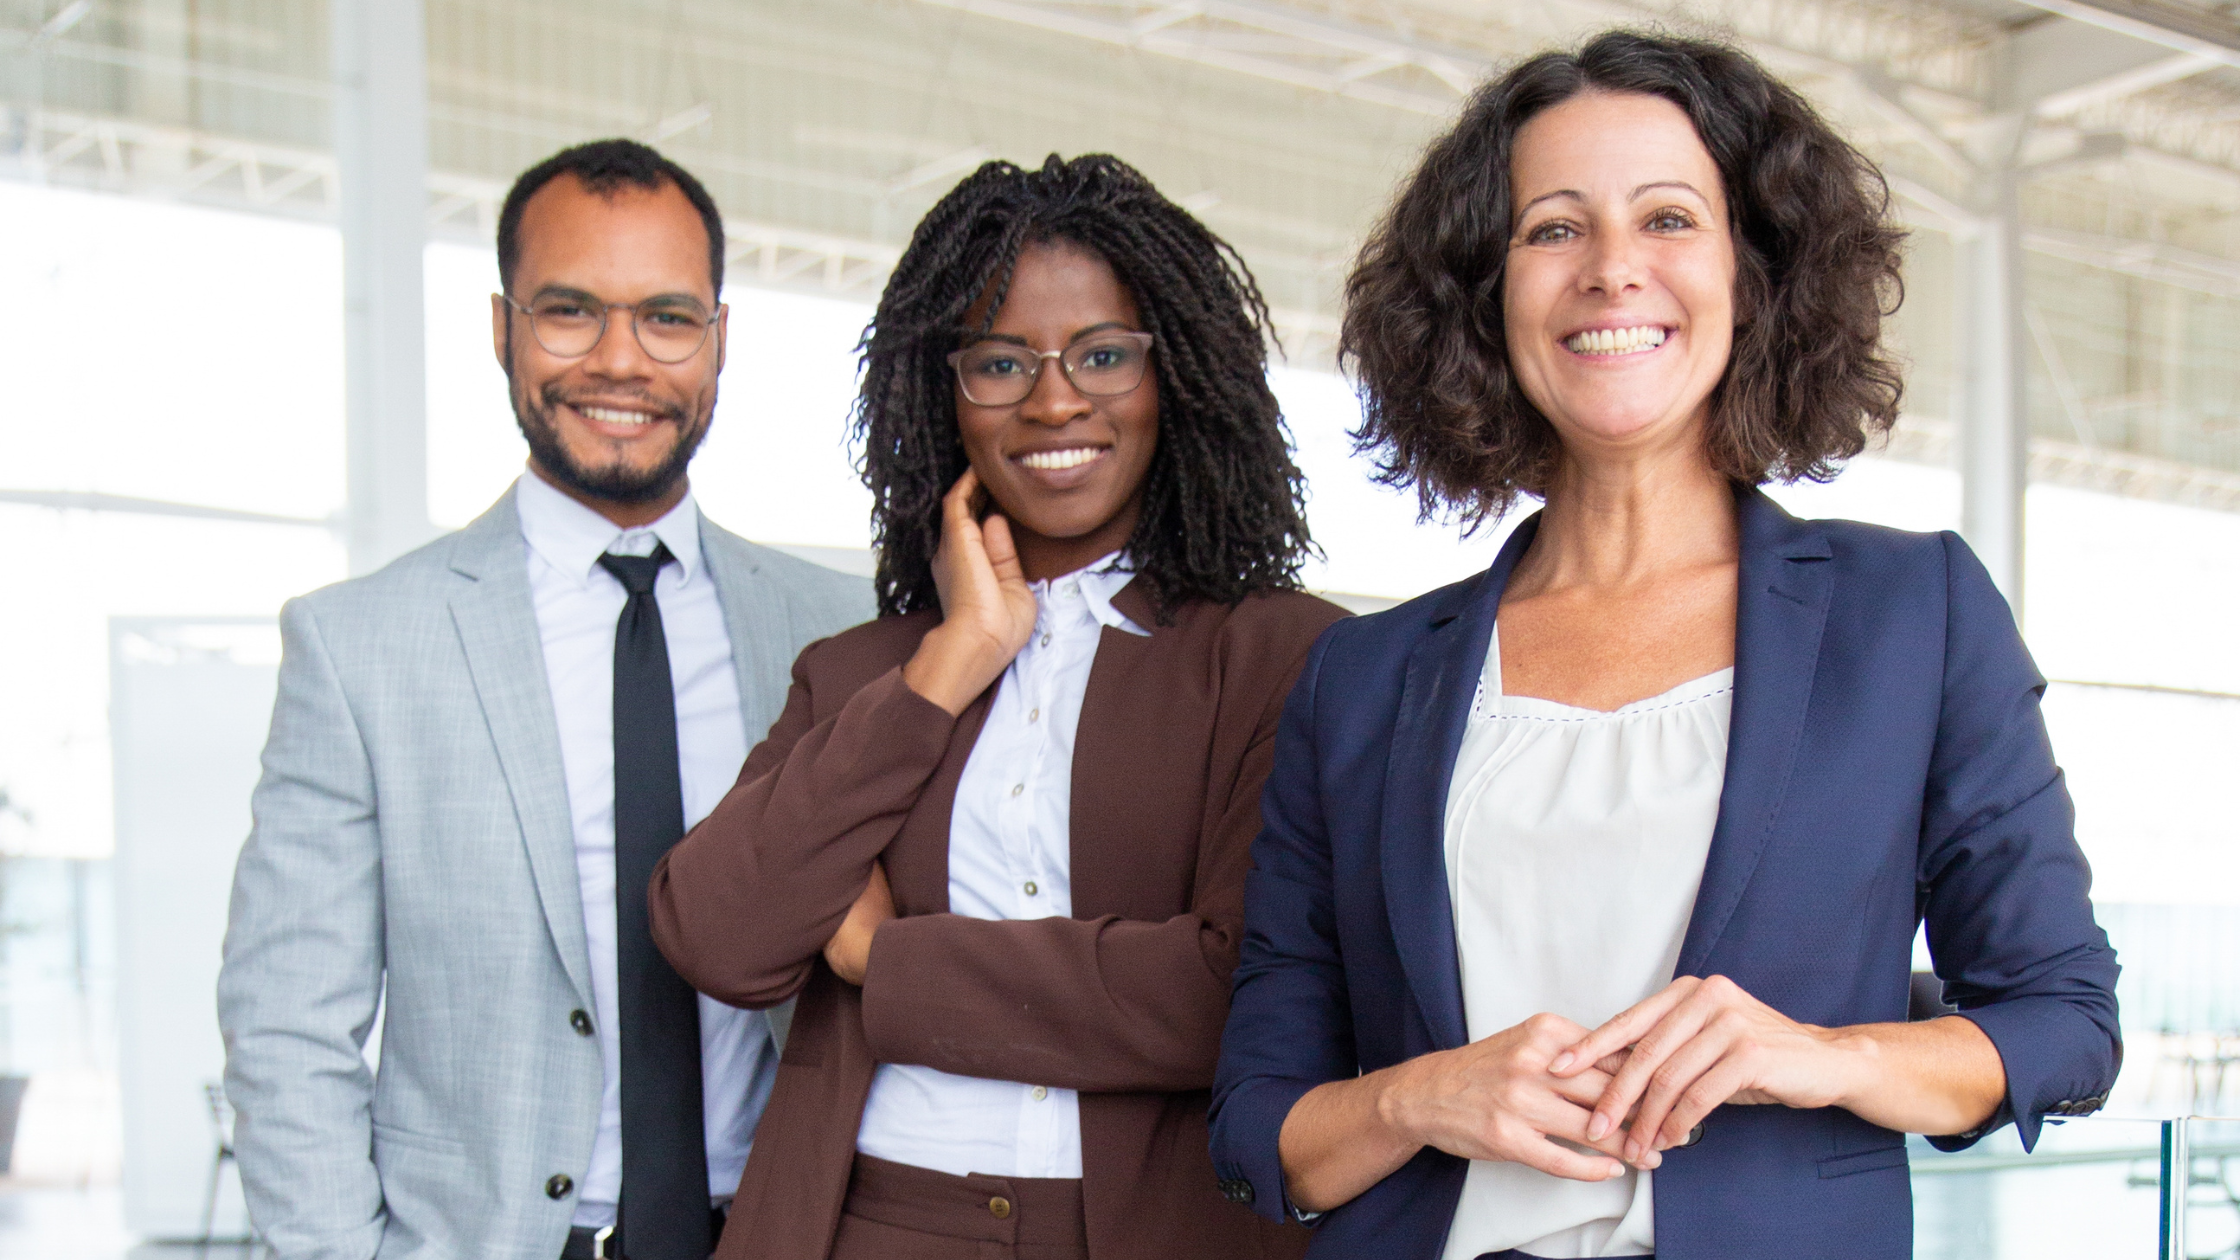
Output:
top-left (513, 295), bottom-right (715, 364)
top-left (950, 333), bottom-right (1153, 406)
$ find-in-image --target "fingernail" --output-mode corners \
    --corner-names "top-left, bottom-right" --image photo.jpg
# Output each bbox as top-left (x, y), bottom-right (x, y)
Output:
top-left (1643, 1150), bottom-right (1663, 1170)
top-left (1587, 1114), bottom-right (1610, 1140)
top-left (1606, 1161), bottom-right (1626, 1179)
top-left (1550, 1051), bottom-right (1574, 1073)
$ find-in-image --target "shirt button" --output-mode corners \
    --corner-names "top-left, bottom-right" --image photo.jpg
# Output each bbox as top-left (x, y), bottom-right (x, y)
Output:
top-left (1024, 881), bottom-right (1039, 896)
top-left (1010, 783), bottom-right (1024, 797)
top-left (1040, 633), bottom-right (1051, 647)
top-left (1028, 708), bottom-right (1039, 723)
top-left (569, 1009), bottom-right (593, 1037)
top-left (545, 1173), bottom-right (574, 1200)
top-left (1032, 1085), bottom-right (1048, 1101)
top-left (987, 1195), bottom-right (1012, 1220)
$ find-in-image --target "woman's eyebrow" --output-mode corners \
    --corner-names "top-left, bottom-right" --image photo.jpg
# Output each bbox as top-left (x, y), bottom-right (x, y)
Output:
top-left (1515, 181), bottom-right (1710, 219)
top-left (961, 322), bottom-right (1135, 348)
top-left (1516, 189), bottom-right (1584, 216)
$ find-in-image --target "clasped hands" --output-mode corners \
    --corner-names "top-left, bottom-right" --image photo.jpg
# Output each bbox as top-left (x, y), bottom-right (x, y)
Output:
top-left (1394, 975), bottom-right (1852, 1182)
top-left (826, 470), bottom-right (1038, 986)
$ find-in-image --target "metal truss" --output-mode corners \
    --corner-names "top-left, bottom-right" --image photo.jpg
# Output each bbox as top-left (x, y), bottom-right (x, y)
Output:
top-left (2, 107), bottom-right (907, 301)
top-left (1882, 419), bottom-right (2240, 512)
top-left (913, 0), bottom-right (1998, 114)
top-left (915, 0), bottom-right (1493, 115)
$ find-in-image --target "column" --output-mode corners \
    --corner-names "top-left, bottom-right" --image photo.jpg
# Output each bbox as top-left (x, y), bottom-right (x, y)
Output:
top-left (332, 0), bottom-right (433, 574)
top-left (1959, 119), bottom-right (2029, 621)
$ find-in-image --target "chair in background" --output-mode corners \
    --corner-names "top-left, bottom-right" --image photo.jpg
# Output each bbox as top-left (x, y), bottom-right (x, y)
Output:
top-left (198, 1081), bottom-right (264, 1257)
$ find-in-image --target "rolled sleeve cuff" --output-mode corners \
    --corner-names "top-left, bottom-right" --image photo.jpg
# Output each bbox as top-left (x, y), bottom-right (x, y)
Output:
top-left (1936, 998), bottom-right (2115, 1153)
top-left (1211, 1076), bottom-right (1320, 1226)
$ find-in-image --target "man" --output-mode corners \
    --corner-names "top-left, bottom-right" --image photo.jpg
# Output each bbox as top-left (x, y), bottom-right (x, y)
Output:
top-left (219, 139), bottom-right (872, 1260)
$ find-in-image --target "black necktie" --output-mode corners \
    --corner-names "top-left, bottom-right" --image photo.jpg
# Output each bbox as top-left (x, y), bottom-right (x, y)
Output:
top-left (599, 543), bottom-right (711, 1260)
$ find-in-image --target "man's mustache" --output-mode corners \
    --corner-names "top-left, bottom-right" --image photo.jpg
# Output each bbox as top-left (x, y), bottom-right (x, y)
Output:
top-left (536, 382), bottom-right (692, 427)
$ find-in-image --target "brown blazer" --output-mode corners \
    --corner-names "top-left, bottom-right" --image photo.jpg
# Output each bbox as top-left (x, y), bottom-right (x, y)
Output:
top-left (650, 583), bottom-right (1345, 1260)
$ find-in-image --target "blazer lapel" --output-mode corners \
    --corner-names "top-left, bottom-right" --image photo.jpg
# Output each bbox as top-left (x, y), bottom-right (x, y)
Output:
top-left (1382, 515), bottom-right (1541, 1050)
top-left (699, 523), bottom-right (793, 750)
top-left (447, 490), bottom-right (596, 1009)
top-left (1675, 488), bottom-right (1834, 977)
top-left (1069, 583), bottom-right (1168, 921)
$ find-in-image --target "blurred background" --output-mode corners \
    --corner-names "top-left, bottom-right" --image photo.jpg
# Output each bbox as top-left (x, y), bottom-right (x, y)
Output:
top-left (1, 0), bottom-right (2237, 1255)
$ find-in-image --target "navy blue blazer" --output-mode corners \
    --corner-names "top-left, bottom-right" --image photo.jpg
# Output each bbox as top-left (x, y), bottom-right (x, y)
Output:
top-left (1209, 488), bottom-right (2120, 1260)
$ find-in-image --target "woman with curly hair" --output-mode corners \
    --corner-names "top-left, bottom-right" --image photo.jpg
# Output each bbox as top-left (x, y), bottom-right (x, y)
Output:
top-left (651, 153), bottom-right (1338, 1260)
top-left (1209, 31), bottom-right (2118, 1260)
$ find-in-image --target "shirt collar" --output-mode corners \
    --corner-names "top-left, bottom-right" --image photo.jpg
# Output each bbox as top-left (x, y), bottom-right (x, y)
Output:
top-left (1032, 552), bottom-right (1149, 638)
top-left (514, 470), bottom-right (704, 588)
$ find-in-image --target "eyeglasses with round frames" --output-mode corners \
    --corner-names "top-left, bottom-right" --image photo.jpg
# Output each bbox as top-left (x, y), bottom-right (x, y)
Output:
top-left (946, 331), bottom-right (1155, 407)
top-left (501, 291), bottom-right (721, 365)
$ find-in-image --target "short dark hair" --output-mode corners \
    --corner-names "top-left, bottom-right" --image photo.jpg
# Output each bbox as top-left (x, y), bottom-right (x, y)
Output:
top-left (496, 138), bottom-right (727, 297)
top-left (854, 154), bottom-right (1314, 620)
top-left (1343, 30), bottom-right (1907, 528)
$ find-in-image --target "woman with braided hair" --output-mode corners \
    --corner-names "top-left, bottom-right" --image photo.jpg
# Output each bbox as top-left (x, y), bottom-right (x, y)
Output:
top-left (651, 153), bottom-right (1339, 1260)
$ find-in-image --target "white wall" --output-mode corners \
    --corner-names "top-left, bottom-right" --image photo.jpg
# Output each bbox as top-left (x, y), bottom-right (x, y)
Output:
top-left (109, 619), bottom-right (275, 1239)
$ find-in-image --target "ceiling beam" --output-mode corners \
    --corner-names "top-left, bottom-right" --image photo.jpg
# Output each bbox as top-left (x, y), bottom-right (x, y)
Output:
top-left (2015, 0), bottom-right (2240, 70)
top-left (2009, 12), bottom-right (2222, 117)
top-left (913, 0), bottom-right (1489, 114)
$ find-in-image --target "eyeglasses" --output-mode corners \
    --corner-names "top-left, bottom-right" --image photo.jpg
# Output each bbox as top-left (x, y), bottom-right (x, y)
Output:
top-left (946, 331), bottom-right (1155, 407)
top-left (501, 291), bottom-right (721, 365)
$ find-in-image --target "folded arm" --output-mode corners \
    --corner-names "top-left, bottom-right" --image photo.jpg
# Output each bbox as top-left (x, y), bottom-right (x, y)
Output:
top-left (853, 657), bottom-right (1297, 1095)
top-left (649, 655), bottom-right (960, 1009)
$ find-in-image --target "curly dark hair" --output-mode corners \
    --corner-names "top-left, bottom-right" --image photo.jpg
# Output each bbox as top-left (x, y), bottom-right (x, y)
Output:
top-left (854, 153), bottom-right (1313, 619)
top-left (1343, 29), bottom-right (1907, 527)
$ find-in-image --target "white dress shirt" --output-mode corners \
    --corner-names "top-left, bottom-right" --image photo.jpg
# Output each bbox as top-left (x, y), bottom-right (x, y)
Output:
top-left (515, 472), bottom-right (780, 1229)
top-left (853, 553), bottom-right (1148, 1179)
top-left (1439, 625), bottom-right (1732, 1260)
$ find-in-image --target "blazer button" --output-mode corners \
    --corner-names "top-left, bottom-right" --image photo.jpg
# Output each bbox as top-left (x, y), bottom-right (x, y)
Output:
top-left (546, 1173), bottom-right (574, 1200)
top-left (1220, 1177), bottom-right (1255, 1204)
top-left (569, 1009), bottom-right (594, 1037)
top-left (1680, 1122), bottom-right (1706, 1148)
top-left (987, 1196), bottom-right (1012, 1220)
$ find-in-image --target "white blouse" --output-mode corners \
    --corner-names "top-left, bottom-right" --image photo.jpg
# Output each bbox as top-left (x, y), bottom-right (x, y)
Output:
top-left (854, 554), bottom-right (1147, 1179)
top-left (1439, 625), bottom-right (1733, 1260)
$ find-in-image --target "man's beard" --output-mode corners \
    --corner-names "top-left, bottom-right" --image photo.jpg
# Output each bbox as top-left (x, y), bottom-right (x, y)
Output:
top-left (512, 376), bottom-right (711, 506)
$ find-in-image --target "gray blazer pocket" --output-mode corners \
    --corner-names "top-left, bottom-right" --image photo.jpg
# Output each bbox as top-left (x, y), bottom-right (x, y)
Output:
top-left (1818, 1143), bottom-right (1909, 1178)
top-left (372, 1120), bottom-right (469, 1157)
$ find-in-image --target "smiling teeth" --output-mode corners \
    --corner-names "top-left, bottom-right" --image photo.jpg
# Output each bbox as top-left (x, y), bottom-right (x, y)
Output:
top-left (1019, 448), bottom-right (1105, 471)
top-left (579, 405), bottom-right (655, 425)
top-left (1565, 326), bottom-right (1668, 356)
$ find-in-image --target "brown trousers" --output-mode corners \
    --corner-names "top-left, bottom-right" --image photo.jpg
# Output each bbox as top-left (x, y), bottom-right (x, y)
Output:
top-left (829, 1154), bottom-right (1090, 1260)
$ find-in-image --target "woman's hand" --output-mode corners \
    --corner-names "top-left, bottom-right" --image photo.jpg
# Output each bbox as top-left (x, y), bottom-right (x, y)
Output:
top-left (1550, 975), bottom-right (2007, 1167)
top-left (1382, 1013), bottom-right (1637, 1177)
top-left (1279, 1013), bottom-right (1634, 1213)
top-left (901, 469), bottom-right (1038, 716)
top-left (822, 862), bottom-right (895, 985)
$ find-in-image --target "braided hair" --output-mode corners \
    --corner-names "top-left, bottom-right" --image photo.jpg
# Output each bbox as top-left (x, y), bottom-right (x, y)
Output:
top-left (854, 153), bottom-right (1313, 620)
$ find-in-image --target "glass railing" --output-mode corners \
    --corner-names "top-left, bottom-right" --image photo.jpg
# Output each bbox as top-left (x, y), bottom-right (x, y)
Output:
top-left (1910, 1114), bottom-right (2240, 1258)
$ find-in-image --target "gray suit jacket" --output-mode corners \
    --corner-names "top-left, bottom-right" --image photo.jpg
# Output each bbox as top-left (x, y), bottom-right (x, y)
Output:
top-left (218, 488), bottom-right (874, 1260)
